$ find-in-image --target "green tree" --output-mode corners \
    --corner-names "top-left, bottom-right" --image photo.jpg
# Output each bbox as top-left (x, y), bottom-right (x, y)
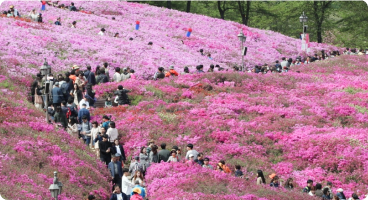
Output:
top-left (237, 0), bottom-right (251, 25)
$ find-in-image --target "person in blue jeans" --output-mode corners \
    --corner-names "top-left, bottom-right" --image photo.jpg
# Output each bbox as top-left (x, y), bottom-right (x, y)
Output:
top-left (80, 115), bottom-right (92, 146)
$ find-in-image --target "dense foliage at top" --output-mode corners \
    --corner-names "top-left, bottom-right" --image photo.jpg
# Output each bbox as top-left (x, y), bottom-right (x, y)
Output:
top-left (1, 1), bottom-right (368, 200)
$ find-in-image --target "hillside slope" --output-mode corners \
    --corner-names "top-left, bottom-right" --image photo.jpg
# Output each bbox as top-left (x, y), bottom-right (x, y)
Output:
top-left (0, 68), bottom-right (111, 199)
top-left (0, 1), bottom-right (338, 78)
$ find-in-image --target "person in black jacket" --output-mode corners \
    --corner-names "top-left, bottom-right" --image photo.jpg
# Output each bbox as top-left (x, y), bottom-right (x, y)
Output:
top-left (96, 70), bottom-right (109, 84)
top-left (85, 83), bottom-right (95, 107)
top-left (31, 73), bottom-right (43, 104)
top-left (99, 134), bottom-right (113, 165)
top-left (110, 185), bottom-right (128, 200)
top-left (114, 85), bottom-right (130, 105)
top-left (111, 139), bottom-right (126, 163)
top-left (84, 65), bottom-right (96, 86)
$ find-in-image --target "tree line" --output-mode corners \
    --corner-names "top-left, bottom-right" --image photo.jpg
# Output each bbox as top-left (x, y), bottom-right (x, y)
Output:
top-left (132, 1), bottom-right (368, 48)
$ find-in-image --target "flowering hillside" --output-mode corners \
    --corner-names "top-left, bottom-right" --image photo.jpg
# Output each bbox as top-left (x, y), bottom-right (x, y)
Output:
top-left (91, 55), bottom-right (368, 199)
top-left (0, 1), bottom-right (339, 78)
top-left (0, 67), bottom-right (111, 199)
top-left (1, 1), bottom-right (365, 199)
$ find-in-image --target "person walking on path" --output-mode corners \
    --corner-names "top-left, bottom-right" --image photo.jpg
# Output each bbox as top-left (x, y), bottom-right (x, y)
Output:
top-left (99, 134), bottom-right (112, 165)
top-left (108, 153), bottom-right (123, 191)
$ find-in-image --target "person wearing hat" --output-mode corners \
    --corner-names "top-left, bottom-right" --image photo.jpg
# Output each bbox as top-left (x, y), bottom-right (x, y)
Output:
top-left (120, 68), bottom-right (131, 81)
top-left (131, 181), bottom-right (145, 199)
top-left (336, 188), bottom-right (346, 200)
top-left (108, 153), bottom-right (123, 191)
top-left (269, 174), bottom-right (279, 188)
top-left (79, 95), bottom-right (90, 109)
top-left (130, 187), bottom-right (143, 200)
top-left (165, 65), bottom-right (179, 77)
top-left (98, 28), bottom-right (106, 36)
top-left (186, 154), bottom-right (196, 165)
top-left (99, 134), bottom-right (113, 165)
top-left (114, 85), bottom-right (130, 106)
top-left (9, 5), bottom-right (20, 17)
top-left (86, 195), bottom-right (95, 200)
top-left (52, 81), bottom-right (64, 108)
top-left (110, 185), bottom-right (128, 200)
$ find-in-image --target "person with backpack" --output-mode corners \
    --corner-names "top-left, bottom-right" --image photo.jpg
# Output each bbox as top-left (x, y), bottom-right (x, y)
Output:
top-left (165, 66), bottom-right (179, 77)
top-left (59, 77), bottom-right (69, 101)
top-left (84, 65), bottom-right (96, 86)
top-left (78, 103), bottom-right (90, 123)
top-left (80, 115), bottom-right (92, 146)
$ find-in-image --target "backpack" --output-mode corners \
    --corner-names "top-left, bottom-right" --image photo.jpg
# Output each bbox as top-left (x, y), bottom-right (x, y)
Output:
top-left (67, 106), bottom-right (77, 117)
top-left (60, 82), bottom-right (68, 95)
top-left (66, 107), bottom-right (72, 119)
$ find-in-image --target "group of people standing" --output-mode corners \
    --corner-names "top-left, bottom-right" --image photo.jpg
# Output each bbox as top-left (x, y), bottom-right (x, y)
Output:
top-left (256, 170), bottom-right (362, 200)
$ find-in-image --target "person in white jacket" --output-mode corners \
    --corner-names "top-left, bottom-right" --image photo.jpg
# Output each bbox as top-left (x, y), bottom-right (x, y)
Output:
top-left (113, 68), bottom-right (122, 82)
top-left (121, 170), bottom-right (134, 200)
top-left (106, 121), bottom-right (119, 144)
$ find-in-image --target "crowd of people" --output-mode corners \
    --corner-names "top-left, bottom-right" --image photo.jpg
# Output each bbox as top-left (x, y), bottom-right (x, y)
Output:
top-left (12, 1), bottom-right (367, 199)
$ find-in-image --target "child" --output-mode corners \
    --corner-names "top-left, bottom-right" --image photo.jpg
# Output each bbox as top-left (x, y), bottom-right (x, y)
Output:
top-left (105, 96), bottom-right (112, 107)
top-left (235, 165), bottom-right (244, 177)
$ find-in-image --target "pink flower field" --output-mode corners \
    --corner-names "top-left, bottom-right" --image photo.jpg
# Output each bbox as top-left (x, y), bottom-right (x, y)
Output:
top-left (0, 1), bottom-right (367, 199)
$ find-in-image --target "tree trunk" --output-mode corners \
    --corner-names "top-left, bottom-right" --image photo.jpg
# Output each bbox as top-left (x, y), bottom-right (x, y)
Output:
top-left (238, 1), bottom-right (250, 26)
top-left (186, 1), bottom-right (191, 13)
top-left (217, 1), bottom-right (225, 20)
top-left (167, 1), bottom-right (172, 9)
top-left (245, 0), bottom-right (251, 26)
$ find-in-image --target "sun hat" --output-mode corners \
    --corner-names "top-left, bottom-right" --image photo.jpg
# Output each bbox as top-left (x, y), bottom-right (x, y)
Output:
top-left (132, 188), bottom-right (141, 194)
top-left (189, 154), bottom-right (194, 158)
top-left (72, 65), bottom-right (79, 70)
top-left (170, 65), bottom-right (174, 69)
top-left (269, 173), bottom-right (276, 179)
top-left (337, 188), bottom-right (343, 192)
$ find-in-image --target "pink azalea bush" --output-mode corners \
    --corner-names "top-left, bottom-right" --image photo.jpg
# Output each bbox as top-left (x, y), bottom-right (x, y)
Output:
top-left (91, 56), bottom-right (368, 199)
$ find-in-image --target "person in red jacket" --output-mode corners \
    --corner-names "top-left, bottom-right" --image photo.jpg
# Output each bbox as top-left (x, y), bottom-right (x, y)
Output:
top-left (165, 66), bottom-right (179, 77)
